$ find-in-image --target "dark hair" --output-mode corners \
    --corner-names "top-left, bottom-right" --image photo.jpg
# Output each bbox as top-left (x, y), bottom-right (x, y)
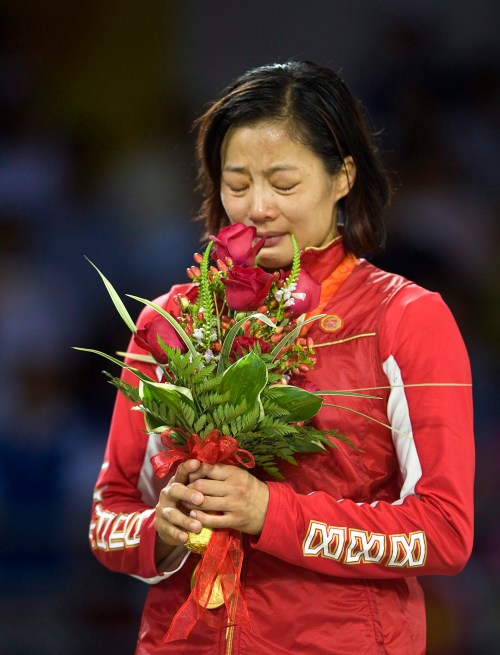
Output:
top-left (194, 61), bottom-right (392, 256)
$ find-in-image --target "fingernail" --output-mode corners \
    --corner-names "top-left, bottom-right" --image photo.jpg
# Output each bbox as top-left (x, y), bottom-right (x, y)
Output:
top-left (192, 493), bottom-right (203, 504)
top-left (189, 521), bottom-right (199, 531)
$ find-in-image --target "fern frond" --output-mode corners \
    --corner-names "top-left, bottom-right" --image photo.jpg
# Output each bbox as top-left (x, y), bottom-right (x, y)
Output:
top-left (193, 373), bottom-right (224, 396)
top-left (261, 397), bottom-right (290, 417)
top-left (228, 406), bottom-right (260, 435)
top-left (211, 399), bottom-right (249, 426)
top-left (179, 399), bottom-right (196, 429)
top-left (199, 422), bottom-right (215, 438)
top-left (198, 390), bottom-right (230, 412)
top-left (104, 372), bottom-right (141, 404)
top-left (193, 414), bottom-right (207, 433)
top-left (254, 459), bottom-right (285, 480)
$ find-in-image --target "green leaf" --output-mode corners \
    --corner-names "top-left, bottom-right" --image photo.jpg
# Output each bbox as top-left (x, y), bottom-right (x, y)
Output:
top-left (116, 351), bottom-right (157, 364)
top-left (265, 384), bottom-right (323, 422)
top-left (219, 351), bottom-right (268, 411)
top-left (85, 258), bottom-right (137, 333)
top-left (193, 414), bottom-right (207, 433)
top-left (127, 295), bottom-right (198, 359)
top-left (139, 380), bottom-right (196, 431)
top-left (138, 400), bottom-right (174, 432)
top-left (73, 347), bottom-right (156, 383)
top-left (199, 422), bottom-right (215, 438)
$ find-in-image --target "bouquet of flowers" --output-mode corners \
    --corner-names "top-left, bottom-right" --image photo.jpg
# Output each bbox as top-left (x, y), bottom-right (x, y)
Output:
top-left (78, 225), bottom-right (356, 477)
top-left (77, 224), bottom-right (364, 641)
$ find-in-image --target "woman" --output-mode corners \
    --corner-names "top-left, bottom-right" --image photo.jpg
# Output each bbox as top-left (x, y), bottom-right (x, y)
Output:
top-left (89, 61), bottom-right (474, 654)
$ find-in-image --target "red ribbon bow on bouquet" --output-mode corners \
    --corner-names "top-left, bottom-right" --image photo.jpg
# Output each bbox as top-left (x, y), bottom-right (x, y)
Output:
top-left (151, 428), bottom-right (255, 477)
top-left (150, 428), bottom-right (255, 642)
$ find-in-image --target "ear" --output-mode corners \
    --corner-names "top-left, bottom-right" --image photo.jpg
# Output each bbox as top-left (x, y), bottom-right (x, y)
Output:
top-left (334, 156), bottom-right (356, 201)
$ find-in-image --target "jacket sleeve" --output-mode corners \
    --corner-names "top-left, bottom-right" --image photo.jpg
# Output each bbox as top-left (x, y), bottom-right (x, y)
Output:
top-left (88, 287), bottom-right (192, 584)
top-left (252, 291), bottom-right (474, 579)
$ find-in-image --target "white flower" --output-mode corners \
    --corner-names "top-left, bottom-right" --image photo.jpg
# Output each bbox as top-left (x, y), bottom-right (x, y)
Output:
top-left (275, 288), bottom-right (292, 302)
top-left (204, 349), bottom-right (214, 362)
top-left (274, 282), bottom-right (306, 307)
top-left (275, 282), bottom-right (304, 305)
top-left (193, 328), bottom-right (204, 342)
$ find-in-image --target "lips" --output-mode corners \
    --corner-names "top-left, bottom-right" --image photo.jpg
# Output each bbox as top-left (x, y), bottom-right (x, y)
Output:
top-left (255, 232), bottom-right (287, 248)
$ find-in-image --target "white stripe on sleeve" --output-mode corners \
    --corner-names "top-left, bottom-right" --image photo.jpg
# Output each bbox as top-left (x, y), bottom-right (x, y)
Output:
top-left (383, 354), bottom-right (422, 505)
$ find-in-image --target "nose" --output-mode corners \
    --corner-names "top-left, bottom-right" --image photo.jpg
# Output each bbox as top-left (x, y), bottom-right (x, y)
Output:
top-left (247, 186), bottom-right (278, 223)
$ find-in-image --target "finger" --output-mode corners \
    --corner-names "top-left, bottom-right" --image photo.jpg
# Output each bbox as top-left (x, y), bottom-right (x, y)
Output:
top-left (197, 463), bottom-right (234, 481)
top-left (188, 509), bottom-right (231, 530)
top-left (159, 482), bottom-right (204, 508)
top-left (188, 468), bottom-right (209, 484)
top-left (159, 506), bottom-right (203, 534)
top-left (155, 507), bottom-right (202, 545)
top-left (189, 478), bottom-right (228, 498)
top-left (174, 459), bottom-right (202, 484)
top-left (189, 495), bottom-right (231, 514)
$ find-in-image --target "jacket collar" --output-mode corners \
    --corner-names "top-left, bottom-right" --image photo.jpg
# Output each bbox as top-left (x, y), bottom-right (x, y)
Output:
top-left (300, 236), bottom-right (346, 284)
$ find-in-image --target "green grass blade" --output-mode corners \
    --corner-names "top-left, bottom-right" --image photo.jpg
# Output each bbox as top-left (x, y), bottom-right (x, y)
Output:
top-left (127, 295), bottom-right (198, 359)
top-left (269, 314), bottom-right (325, 361)
top-left (314, 390), bottom-right (383, 399)
top-left (73, 347), bottom-right (156, 383)
top-left (85, 257), bottom-right (137, 333)
top-left (322, 402), bottom-right (411, 439)
top-left (116, 351), bottom-right (157, 364)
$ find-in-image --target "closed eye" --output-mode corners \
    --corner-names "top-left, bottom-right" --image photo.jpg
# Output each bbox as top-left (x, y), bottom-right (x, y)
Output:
top-left (273, 184), bottom-right (297, 193)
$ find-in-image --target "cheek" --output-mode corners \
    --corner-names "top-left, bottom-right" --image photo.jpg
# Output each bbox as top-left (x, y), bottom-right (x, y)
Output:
top-left (221, 194), bottom-right (245, 222)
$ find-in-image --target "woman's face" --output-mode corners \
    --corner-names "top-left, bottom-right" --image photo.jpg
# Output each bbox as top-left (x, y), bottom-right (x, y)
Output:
top-left (220, 121), bottom-right (354, 269)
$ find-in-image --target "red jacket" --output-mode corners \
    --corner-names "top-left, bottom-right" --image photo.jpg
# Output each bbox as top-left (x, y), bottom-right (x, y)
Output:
top-left (89, 239), bottom-right (474, 654)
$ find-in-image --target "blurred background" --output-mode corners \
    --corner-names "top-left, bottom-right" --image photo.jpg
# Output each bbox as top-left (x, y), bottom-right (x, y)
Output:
top-left (0, 1), bottom-right (498, 653)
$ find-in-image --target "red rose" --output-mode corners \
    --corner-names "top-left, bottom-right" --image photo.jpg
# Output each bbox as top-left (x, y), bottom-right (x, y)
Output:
top-left (133, 314), bottom-right (186, 363)
top-left (211, 224), bottom-right (265, 267)
top-left (222, 265), bottom-right (274, 311)
top-left (229, 336), bottom-right (272, 362)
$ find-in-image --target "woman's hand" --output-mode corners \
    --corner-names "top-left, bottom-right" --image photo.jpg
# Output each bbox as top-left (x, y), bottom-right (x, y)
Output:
top-left (187, 463), bottom-right (270, 535)
top-left (154, 459), bottom-right (205, 561)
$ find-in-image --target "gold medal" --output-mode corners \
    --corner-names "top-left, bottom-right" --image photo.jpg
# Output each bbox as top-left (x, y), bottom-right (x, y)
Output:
top-left (185, 526), bottom-right (213, 554)
top-left (190, 562), bottom-right (226, 609)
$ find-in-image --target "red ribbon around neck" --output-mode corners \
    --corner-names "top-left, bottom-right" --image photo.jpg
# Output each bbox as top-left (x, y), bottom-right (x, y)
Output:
top-left (150, 427), bottom-right (255, 642)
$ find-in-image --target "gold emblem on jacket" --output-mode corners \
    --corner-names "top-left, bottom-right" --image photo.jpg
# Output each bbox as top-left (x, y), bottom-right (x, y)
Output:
top-left (320, 315), bottom-right (343, 332)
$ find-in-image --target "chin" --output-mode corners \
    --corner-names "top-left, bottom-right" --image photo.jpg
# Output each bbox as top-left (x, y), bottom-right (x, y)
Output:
top-left (257, 250), bottom-right (293, 271)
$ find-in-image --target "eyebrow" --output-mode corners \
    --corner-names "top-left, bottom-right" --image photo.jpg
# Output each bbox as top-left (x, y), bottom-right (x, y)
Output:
top-left (222, 165), bottom-right (300, 173)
